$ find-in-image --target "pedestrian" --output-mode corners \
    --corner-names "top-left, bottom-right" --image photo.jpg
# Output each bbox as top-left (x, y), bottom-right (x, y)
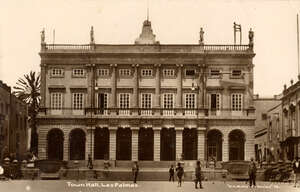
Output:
top-left (169, 164), bottom-right (175, 182)
top-left (87, 154), bottom-right (93, 169)
top-left (132, 161), bottom-right (139, 184)
top-left (195, 161), bottom-right (203, 189)
top-left (176, 162), bottom-right (184, 187)
top-left (292, 156), bottom-right (300, 188)
top-left (248, 157), bottom-right (257, 188)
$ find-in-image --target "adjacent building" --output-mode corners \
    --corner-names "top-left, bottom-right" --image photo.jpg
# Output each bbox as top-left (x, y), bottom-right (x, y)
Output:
top-left (37, 19), bottom-right (256, 163)
top-left (0, 80), bottom-right (28, 160)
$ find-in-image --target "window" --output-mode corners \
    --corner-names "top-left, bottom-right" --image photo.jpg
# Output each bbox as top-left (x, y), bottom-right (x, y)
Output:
top-left (119, 93), bottom-right (130, 109)
top-left (51, 68), bottom-right (64, 77)
top-left (141, 93), bottom-right (152, 108)
top-left (72, 69), bottom-right (85, 77)
top-left (141, 69), bottom-right (153, 77)
top-left (50, 93), bottom-right (63, 109)
top-left (185, 69), bottom-right (195, 76)
top-left (210, 93), bottom-right (221, 110)
top-left (210, 69), bottom-right (221, 77)
top-left (97, 93), bottom-right (108, 109)
top-left (163, 69), bottom-right (175, 77)
top-left (163, 94), bottom-right (174, 109)
top-left (231, 70), bottom-right (242, 78)
top-left (72, 93), bottom-right (84, 110)
top-left (119, 69), bottom-right (131, 76)
top-left (98, 69), bottom-right (109, 76)
top-left (231, 93), bottom-right (243, 111)
top-left (185, 93), bottom-right (196, 109)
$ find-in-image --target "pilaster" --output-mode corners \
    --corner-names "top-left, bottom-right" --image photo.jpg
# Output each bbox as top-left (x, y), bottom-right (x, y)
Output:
top-left (131, 127), bottom-right (139, 161)
top-left (176, 64), bottom-right (183, 108)
top-left (85, 127), bottom-right (95, 160)
top-left (175, 127), bottom-right (183, 160)
top-left (197, 128), bottom-right (205, 161)
top-left (223, 132), bottom-right (229, 161)
top-left (154, 64), bottom-right (161, 108)
top-left (153, 127), bottom-right (161, 161)
top-left (110, 64), bottom-right (117, 109)
top-left (109, 127), bottom-right (117, 160)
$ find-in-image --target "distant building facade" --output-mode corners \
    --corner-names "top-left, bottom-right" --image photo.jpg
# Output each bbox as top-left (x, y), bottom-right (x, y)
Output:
top-left (37, 20), bottom-right (256, 163)
top-left (0, 80), bottom-right (28, 160)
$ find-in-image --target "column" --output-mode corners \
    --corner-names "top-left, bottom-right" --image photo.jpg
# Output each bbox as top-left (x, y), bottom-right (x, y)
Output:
top-left (63, 130), bottom-right (69, 161)
top-left (175, 127), bottom-right (183, 160)
top-left (38, 125), bottom-right (47, 160)
top-left (86, 64), bottom-right (92, 108)
top-left (40, 63), bottom-right (47, 108)
top-left (132, 64), bottom-right (139, 114)
top-left (109, 127), bottom-right (117, 160)
top-left (154, 64), bottom-right (161, 108)
top-left (85, 127), bottom-right (94, 160)
top-left (110, 64), bottom-right (117, 108)
top-left (198, 67), bottom-right (203, 109)
top-left (223, 133), bottom-right (229, 161)
top-left (132, 128), bottom-right (139, 161)
top-left (176, 64), bottom-right (183, 108)
top-left (197, 128), bottom-right (205, 160)
top-left (153, 127), bottom-right (161, 161)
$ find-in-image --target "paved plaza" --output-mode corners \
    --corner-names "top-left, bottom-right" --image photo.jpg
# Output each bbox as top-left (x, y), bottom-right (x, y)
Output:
top-left (0, 180), bottom-right (298, 192)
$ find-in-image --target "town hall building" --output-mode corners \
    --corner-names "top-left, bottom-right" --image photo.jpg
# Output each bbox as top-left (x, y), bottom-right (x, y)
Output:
top-left (37, 19), bottom-right (256, 164)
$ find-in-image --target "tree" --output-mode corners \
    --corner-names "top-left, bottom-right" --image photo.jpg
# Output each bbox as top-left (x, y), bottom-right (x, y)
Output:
top-left (13, 71), bottom-right (40, 154)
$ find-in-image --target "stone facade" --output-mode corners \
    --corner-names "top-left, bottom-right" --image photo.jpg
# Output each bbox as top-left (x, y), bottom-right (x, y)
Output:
top-left (37, 20), bottom-right (256, 163)
top-left (0, 80), bottom-right (28, 161)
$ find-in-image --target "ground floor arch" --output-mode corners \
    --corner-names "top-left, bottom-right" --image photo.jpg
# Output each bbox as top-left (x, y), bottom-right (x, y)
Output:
top-left (138, 128), bottom-right (154, 160)
top-left (160, 128), bottom-right (176, 161)
top-left (207, 129), bottom-right (223, 161)
top-left (69, 129), bottom-right (86, 160)
top-left (94, 127), bottom-right (109, 160)
top-left (47, 128), bottom-right (64, 160)
top-left (183, 128), bottom-right (197, 160)
top-left (229, 129), bottom-right (245, 161)
top-left (116, 128), bottom-right (132, 160)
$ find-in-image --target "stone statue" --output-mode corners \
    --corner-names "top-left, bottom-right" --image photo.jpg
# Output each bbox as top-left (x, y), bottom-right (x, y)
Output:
top-left (249, 28), bottom-right (254, 45)
top-left (41, 28), bottom-right (45, 44)
top-left (199, 27), bottom-right (204, 44)
top-left (90, 26), bottom-right (95, 44)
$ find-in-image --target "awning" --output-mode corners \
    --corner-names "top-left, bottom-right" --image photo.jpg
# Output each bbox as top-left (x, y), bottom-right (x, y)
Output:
top-left (281, 136), bottom-right (300, 145)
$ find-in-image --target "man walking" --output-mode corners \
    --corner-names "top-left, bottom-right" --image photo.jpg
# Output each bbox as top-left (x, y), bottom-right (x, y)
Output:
top-left (132, 161), bottom-right (139, 184)
top-left (248, 157), bottom-right (257, 188)
top-left (169, 165), bottom-right (175, 182)
top-left (195, 161), bottom-right (203, 189)
top-left (176, 162), bottom-right (184, 187)
top-left (292, 157), bottom-right (300, 188)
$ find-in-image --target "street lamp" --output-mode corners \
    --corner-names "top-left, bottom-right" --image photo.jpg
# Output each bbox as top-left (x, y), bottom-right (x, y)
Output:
top-left (74, 160), bottom-right (79, 181)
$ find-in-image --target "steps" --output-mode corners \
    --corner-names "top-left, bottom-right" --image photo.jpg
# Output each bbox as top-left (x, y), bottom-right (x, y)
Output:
top-left (40, 172), bottom-right (60, 180)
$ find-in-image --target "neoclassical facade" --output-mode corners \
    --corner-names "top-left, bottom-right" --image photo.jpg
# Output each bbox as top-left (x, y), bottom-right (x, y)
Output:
top-left (37, 20), bottom-right (256, 163)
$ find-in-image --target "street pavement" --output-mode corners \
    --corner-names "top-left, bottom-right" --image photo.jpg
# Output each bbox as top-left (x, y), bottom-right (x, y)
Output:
top-left (0, 180), bottom-right (299, 192)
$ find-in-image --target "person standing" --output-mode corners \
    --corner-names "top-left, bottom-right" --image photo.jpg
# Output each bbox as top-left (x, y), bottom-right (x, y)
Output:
top-left (169, 165), bottom-right (175, 182)
top-left (248, 157), bottom-right (257, 188)
top-left (176, 162), bottom-right (184, 187)
top-left (195, 161), bottom-right (203, 189)
top-left (132, 161), bottom-right (139, 184)
top-left (292, 157), bottom-right (300, 188)
top-left (87, 154), bottom-right (93, 169)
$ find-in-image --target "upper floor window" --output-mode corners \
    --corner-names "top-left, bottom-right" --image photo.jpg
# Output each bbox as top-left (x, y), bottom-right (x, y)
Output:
top-left (185, 69), bottom-right (196, 76)
top-left (210, 69), bottom-right (221, 78)
top-left (163, 69), bottom-right (175, 77)
top-left (141, 69), bottom-right (153, 77)
top-left (51, 68), bottom-right (64, 77)
top-left (72, 69), bottom-right (85, 77)
top-left (119, 93), bottom-right (130, 109)
top-left (119, 69), bottom-right (131, 76)
top-left (50, 92), bottom-right (63, 109)
top-left (141, 93), bottom-right (152, 108)
top-left (97, 93), bottom-right (108, 109)
top-left (72, 93), bottom-right (84, 110)
top-left (231, 93), bottom-right (243, 111)
top-left (185, 93), bottom-right (196, 109)
top-left (210, 93), bottom-right (221, 110)
top-left (98, 69), bottom-right (109, 77)
top-left (163, 93), bottom-right (174, 109)
top-left (231, 70), bottom-right (242, 78)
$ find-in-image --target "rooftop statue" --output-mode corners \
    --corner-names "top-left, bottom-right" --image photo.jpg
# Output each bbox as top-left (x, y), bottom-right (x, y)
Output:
top-left (90, 26), bottom-right (95, 44)
top-left (249, 28), bottom-right (254, 45)
top-left (199, 27), bottom-right (204, 44)
top-left (41, 28), bottom-right (45, 44)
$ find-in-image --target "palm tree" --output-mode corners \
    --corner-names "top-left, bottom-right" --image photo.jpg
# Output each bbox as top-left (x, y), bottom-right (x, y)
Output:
top-left (13, 71), bottom-right (41, 154)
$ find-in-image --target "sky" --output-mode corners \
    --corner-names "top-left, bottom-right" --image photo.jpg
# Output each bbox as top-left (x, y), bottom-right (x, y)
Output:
top-left (0, 0), bottom-right (300, 97)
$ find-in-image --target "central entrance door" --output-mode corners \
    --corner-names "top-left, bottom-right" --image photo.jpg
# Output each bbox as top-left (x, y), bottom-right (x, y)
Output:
top-left (183, 128), bottom-right (197, 160)
top-left (138, 128), bottom-right (154, 160)
top-left (160, 128), bottom-right (176, 161)
top-left (229, 129), bottom-right (245, 161)
top-left (94, 128), bottom-right (109, 159)
top-left (116, 128), bottom-right (132, 160)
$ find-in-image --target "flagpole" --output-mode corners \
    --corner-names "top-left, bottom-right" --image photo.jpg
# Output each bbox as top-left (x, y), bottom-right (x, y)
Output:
top-left (297, 14), bottom-right (299, 76)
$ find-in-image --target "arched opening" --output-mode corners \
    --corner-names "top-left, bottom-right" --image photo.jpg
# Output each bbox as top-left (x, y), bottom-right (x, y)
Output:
top-left (183, 128), bottom-right (197, 160)
top-left (116, 128), bottom-right (132, 160)
top-left (229, 129), bottom-right (245, 161)
top-left (47, 128), bottom-right (64, 160)
top-left (69, 129), bottom-right (86, 160)
top-left (138, 128), bottom-right (154, 160)
top-left (207, 129), bottom-right (223, 161)
top-left (94, 128), bottom-right (109, 160)
top-left (160, 128), bottom-right (176, 161)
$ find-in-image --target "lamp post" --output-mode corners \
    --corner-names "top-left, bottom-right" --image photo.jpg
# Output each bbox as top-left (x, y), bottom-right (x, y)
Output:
top-left (74, 160), bottom-right (79, 181)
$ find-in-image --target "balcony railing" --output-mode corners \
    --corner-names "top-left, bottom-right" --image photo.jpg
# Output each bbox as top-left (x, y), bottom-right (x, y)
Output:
top-left (39, 107), bottom-right (255, 118)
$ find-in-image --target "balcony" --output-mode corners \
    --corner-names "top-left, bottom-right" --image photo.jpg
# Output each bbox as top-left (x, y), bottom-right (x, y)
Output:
top-left (38, 107), bottom-right (255, 118)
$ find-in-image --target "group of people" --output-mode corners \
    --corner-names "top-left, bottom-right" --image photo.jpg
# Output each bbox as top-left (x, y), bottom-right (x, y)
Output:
top-left (169, 161), bottom-right (203, 188)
